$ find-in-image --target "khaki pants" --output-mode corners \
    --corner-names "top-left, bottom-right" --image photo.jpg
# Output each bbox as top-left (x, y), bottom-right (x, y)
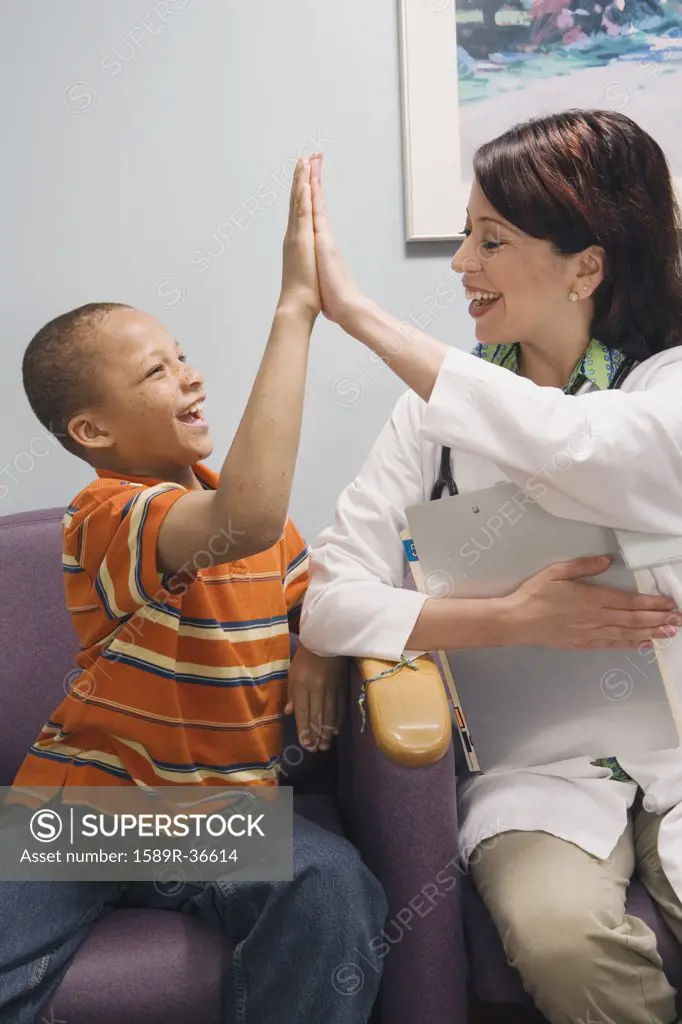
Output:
top-left (470, 802), bottom-right (682, 1024)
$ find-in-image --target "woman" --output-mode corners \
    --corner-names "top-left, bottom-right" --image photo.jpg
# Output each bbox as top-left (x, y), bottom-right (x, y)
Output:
top-left (300, 111), bottom-right (682, 1023)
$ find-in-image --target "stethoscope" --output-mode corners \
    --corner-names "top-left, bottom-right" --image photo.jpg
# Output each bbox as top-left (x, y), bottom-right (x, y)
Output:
top-left (429, 354), bottom-right (638, 502)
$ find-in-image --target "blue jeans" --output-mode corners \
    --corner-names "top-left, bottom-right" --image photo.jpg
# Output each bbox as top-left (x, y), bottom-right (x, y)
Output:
top-left (0, 813), bottom-right (387, 1024)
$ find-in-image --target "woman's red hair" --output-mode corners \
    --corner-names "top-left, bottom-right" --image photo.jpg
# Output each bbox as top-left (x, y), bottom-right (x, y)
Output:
top-left (474, 109), bottom-right (682, 358)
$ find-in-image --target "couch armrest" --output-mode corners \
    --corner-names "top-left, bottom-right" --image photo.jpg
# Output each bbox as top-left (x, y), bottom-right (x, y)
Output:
top-left (355, 655), bottom-right (452, 768)
top-left (337, 662), bottom-right (467, 1024)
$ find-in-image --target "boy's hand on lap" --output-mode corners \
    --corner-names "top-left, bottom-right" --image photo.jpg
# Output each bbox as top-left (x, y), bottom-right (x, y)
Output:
top-left (285, 645), bottom-right (348, 752)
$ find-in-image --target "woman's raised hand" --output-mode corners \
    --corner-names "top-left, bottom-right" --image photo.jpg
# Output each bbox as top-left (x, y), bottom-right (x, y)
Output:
top-left (310, 153), bottom-right (368, 329)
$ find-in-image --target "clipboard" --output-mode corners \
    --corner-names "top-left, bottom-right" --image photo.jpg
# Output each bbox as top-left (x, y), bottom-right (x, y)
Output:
top-left (403, 482), bottom-right (682, 773)
top-left (615, 529), bottom-right (682, 571)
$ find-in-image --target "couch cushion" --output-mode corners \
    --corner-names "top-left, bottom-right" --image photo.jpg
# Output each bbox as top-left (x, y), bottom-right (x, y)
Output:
top-left (49, 908), bottom-right (230, 1024)
top-left (465, 875), bottom-right (682, 1012)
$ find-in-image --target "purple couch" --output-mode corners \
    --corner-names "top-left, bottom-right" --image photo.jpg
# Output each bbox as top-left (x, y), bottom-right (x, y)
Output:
top-left (0, 507), bottom-right (464, 1024)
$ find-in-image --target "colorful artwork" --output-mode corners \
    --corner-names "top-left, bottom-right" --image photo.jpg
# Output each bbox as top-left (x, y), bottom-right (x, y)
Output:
top-left (456, 0), bottom-right (682, 177)
top-left (398, 0), bottom-right (682, 239)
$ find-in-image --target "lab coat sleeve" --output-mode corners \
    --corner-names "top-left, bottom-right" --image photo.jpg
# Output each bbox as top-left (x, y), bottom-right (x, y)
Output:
top-left (300, 391), bottom-right (429, 661)
top-left (420, 346), bottom-right (682, 533)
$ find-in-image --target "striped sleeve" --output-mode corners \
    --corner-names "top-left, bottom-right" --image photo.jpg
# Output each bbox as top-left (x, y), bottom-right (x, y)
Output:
top-left (281, 519), bottom-right (309, 633)
top-left (66, 482), bottom-right (187, 619)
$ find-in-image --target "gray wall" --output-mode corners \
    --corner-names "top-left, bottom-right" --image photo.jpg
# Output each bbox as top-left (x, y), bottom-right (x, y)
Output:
top-left (1, 0), bottom-right (471, 541)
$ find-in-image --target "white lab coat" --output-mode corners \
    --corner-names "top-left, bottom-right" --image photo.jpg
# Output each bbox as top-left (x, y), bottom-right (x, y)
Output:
top-left (300, 344), bottom-right (682, 898)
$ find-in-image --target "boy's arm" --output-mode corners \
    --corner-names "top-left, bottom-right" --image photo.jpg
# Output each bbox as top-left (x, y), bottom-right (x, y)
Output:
top-left (157, 157), bottom-right (321, 575)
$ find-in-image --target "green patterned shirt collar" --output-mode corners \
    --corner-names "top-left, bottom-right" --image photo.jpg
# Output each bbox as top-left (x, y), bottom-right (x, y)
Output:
top-left (471, 338), bottom-right (628, 393)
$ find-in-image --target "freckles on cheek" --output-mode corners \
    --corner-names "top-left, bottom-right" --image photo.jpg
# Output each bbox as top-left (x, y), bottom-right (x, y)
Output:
top-left (135, 400), bottom-right (156, 421)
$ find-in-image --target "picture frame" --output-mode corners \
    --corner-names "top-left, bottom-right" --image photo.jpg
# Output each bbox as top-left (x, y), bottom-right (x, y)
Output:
top-left (399, 0), bottom-right (464, 241)
top-left (398, 0), bottom-right (682, 242)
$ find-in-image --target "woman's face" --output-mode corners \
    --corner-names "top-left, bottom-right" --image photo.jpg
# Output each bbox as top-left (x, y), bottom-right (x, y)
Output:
top-left (452, 180), bottom-right (582, 346)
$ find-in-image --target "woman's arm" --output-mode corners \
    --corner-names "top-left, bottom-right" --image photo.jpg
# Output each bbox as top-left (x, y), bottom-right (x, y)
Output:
top-left (300, 391), bottom-right (677, 661)
top-left (409, 556), bottom-right (678, 652)
top-left (310, 156), bottom-right (682, 535)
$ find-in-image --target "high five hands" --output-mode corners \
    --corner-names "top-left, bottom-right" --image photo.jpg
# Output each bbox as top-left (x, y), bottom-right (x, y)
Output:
top-left (284, 153), bottom-right (445, 406)
top-left (282, 153), bottom-right (366, 332)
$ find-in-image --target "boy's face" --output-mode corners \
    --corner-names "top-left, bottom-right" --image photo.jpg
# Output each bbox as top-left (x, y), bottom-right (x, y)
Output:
top-left (70, 308), bottom-right (212, 474)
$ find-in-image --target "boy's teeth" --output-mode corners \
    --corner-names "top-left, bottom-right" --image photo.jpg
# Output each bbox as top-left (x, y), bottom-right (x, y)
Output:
top-left (179, 401), bottom-right (203, 422)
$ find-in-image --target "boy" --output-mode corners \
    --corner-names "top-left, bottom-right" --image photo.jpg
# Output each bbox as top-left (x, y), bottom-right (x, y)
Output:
top-left (0, 157), bottom-right (387, 1024)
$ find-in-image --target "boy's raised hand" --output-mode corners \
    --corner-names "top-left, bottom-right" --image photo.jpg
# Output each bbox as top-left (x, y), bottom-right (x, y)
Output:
top-left (280, 157), bottom-right (321, 322)
top-left (310, 154), bottom-right (367, 329)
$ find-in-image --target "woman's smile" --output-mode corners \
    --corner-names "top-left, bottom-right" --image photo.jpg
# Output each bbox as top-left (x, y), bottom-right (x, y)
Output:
top-left (464, 286), bottom-right (502, 320)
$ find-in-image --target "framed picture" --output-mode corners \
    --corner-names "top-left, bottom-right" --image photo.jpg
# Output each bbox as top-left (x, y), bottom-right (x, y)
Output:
top-left (399, 0), bottom-right (682, 241)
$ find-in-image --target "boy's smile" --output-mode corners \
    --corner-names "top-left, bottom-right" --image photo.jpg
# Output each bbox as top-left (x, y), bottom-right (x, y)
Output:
top-left (176, 394), bottom-right (207, 429)
top-left (68, 307), bottom-right (213, 482)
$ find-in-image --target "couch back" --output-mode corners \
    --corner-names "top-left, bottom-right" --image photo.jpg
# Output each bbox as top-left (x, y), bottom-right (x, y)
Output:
top-left (0, 507), bottom-right (78, 785)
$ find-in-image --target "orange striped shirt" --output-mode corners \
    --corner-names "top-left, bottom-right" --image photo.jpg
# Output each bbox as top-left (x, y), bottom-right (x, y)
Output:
top-left (13, 464), bottom-right (309, 792)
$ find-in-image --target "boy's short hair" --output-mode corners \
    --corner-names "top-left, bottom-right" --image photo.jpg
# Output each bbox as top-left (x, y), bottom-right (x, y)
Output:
top-left (22, 302), bottom-right (130, 455)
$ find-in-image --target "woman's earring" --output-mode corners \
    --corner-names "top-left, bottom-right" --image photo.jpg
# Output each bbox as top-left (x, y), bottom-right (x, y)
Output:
top-left (568, 291), bottom-right (579, 303)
